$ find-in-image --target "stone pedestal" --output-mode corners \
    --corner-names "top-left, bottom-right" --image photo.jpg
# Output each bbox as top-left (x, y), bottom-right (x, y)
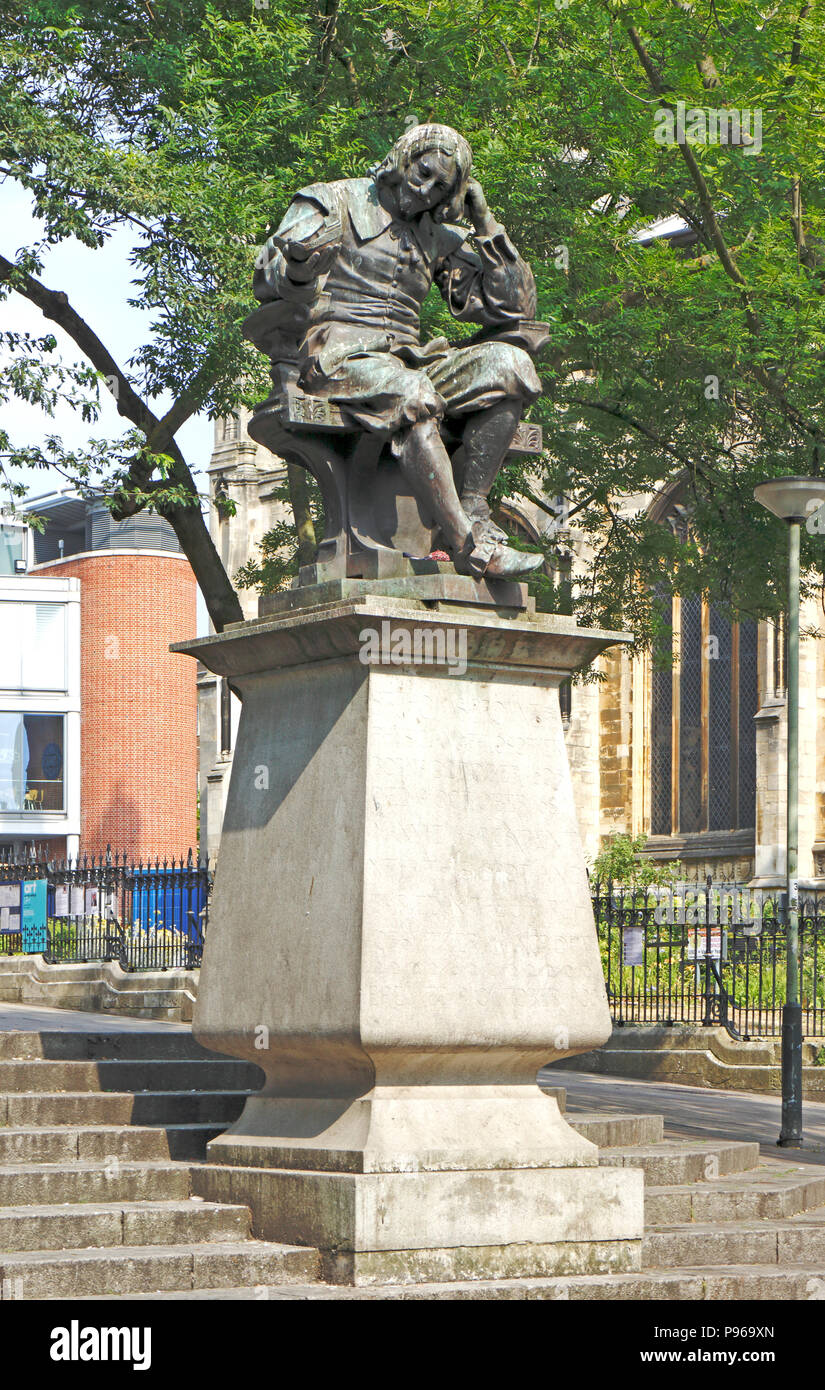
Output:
top-left (174, 587), bottom-right (643, 1284)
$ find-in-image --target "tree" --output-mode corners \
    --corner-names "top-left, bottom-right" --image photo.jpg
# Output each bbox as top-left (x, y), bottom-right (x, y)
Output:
top-left (2, 0), bottom-right (824, 642)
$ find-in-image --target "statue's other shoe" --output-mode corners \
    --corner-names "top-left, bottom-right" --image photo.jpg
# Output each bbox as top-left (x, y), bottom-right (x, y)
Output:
top-left (455, 537), bottom-right (544, 580)
top-left (484, 544), bottom-right (544, 579)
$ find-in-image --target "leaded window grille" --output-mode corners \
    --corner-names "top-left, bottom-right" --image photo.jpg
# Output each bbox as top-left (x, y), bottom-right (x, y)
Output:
top-left (650, 598), bottom-right (758, 835)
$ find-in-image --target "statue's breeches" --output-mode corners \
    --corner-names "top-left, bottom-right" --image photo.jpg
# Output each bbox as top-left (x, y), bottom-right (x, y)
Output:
top-left (309, 340), bottom-right (541, 435)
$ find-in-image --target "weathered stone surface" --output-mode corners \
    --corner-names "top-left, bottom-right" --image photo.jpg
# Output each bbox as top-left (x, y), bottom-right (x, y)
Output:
top-left (565, 1112), bottom-right (663, 1147)
top-left (0, 1029), bottom-right (217, 1062)
top-left (5, 1017), bottom-right (825, 1301)
top-left (598, 1139), bottom-right (760, 1185)
top-left (646, 1172), bottom-right (825, 1225)
top-left (190, 1164), bottom-right (643, 1277)
top-left (87, 1266), bottom-right (823, 1300)
top-left (549, 1026), bottom-right (825, 1097)
top-left (0, 1242), bottom-right (318, 1300)
top-left (321, 1236), bottom-right (639, 1286)
top-left (0, 956), bottom-right (199, 1022)
top-left (257, 572), bottom-right (532, 618)
top-left (0, 1057), bottom-right (261, 1094)
top-left (174, 598), bottom-right (643, 1279)
top-left (644, 1222), bottom-right (779, 1268)
top-left (0, 1160), bottom-right (192, 1207)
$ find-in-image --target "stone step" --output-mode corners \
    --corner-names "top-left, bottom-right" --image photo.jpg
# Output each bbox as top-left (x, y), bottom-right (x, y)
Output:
top-left (0, 1239), bottom-right (320, 1299)
top-left (0, 1058), bottom-right (263, 1094)
top-left (67, 1264), bottom-right (825, 1300)
top-left (552, 1026), bottom-right (782, 1062)
top-left (0, 959), bottom-right (197, 1023)
top-left (0, 1089), bottom-right (249, 1127)
top-left (566, 1112), bottom-right (664, 1147)
top-left (0, 1031), bottom-right (219, 1063)
top-left (0, 1123), bottom-right (222, 1164)
top-left (644, 1212), bottom-right (825, 1268)
top-left (538, 1085), bottom-right (566, 1112)
top-left (645, 1169), bottom-right (825, 1225)
top-left (0, 1159), bottom-right (192, 1206)
top-left (598, 1139), bottom-right (760, 1185)
top-left (0, 1199), bottom-right (251, 1252)
top-left (548, 1047), bottom-right (825, 1098)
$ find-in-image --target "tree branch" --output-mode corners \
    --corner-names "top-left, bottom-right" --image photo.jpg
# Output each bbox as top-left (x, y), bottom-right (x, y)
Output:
top-left (0, 253), bottom-right (243, 628)
top-left (622, 19), bottom-right (823, 446)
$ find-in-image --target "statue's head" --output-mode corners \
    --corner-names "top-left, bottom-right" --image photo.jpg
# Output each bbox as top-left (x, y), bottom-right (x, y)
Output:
top-left (372, 123), bottom-right (473, 223)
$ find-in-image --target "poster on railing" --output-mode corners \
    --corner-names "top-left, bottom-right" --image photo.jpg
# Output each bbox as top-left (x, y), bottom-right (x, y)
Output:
top-left (54, 884), bottom-right (69, 916)
top-left (0, 905), bottom-right (19, 932)
top-left (70, 885), bottom-right (85, 917)
top-left (687, 926), bottom-right (724, 960)
top-left (622, 926), bottom-right (645, 966)
top-left (21, 880), bottom-right (48, 953)
top-left (85, 885), bottom-right (100, 917)
top-left (0, 883), bottom-right (20, 933)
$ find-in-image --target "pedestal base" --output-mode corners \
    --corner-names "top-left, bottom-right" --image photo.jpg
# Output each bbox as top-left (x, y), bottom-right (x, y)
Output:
top-left (191, 1162), bottom-right (643, 1286)
top-left (175, 592), bottom-right (639, 1285)
top-left (205, 1085), bottom-right (596, 1172)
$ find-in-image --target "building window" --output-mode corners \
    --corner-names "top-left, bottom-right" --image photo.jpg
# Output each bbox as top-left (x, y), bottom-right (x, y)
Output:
top-left (0, 524), bottom-right (26, 575)
top-left (0, 603), bottom-right (67, 693)
top-left (222, 413), bottom-right (241, 443)
top-left (771, 613), bottom-right (788, 699)
top-left (0, 713), bottom-right (65, 813)
top-left (650, 595), bottom-right (757, 836)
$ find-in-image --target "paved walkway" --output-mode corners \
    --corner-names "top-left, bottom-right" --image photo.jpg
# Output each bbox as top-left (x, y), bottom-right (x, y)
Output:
top-left (550, 1067), bottom-right (825, 1165)
top-left (0, 1002), bottom-right (188, 1033)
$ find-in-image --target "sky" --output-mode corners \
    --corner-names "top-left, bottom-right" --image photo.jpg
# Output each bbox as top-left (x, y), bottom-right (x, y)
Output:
top-left (1, 178), bottom-right (213, 631)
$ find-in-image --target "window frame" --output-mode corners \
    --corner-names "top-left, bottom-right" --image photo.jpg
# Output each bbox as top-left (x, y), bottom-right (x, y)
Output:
top-left (650, 592), bottom-right (757, 837)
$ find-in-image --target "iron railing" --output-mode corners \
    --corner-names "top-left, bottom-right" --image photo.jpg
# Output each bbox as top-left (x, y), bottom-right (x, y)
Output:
top-left (592, 878), bottom-right (825, 1040)
top-left (0, 848), bottom-right (210, 971)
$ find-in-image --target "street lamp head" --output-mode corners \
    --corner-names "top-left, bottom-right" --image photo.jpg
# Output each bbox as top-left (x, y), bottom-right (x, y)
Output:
top-left (754, 476), bottom-right (825, 524)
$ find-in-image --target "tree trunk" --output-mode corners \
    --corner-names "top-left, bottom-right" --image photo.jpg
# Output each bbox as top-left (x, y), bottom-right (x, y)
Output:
top-left (287, 462), bottom-right (318, 566)
top-left (163, 503), bottom-right (245, 631)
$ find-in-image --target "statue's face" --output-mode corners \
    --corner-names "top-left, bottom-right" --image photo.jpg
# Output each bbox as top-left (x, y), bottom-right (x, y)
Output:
top-left (396, 148), bottom-right (458, 219)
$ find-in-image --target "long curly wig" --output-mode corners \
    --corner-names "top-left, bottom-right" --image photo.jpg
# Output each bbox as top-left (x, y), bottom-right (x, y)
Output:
top-left (371, 124), bottom-right (473, 223)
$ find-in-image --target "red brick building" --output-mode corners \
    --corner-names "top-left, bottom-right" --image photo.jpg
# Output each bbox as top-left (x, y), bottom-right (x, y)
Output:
top-left (1, 493), bottom-right (199, 861)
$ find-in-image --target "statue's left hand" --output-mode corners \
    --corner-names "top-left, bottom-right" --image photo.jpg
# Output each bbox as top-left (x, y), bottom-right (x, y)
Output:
top-left (464, 179), bottom-right (494, 235)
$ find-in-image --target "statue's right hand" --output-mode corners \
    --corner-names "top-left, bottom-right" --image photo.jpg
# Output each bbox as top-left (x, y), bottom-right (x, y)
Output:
top-left (285, 241), bottom-right (338, 283)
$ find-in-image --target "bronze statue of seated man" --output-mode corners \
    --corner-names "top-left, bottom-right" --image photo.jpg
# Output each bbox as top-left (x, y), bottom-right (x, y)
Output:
top-left (247, 123), bottom-right (546, 580)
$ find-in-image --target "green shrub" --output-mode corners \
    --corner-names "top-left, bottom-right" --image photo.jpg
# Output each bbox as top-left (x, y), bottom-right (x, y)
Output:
top-left (591, 833), bottom-right (681, 887)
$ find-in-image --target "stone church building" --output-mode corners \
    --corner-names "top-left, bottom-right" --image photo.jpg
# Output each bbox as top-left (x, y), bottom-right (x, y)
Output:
top-left (199, 413), bottom-right (825, 890)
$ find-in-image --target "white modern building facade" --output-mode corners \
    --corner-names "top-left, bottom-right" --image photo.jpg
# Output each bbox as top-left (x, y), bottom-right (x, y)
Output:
top-left (0, 516), bottom-right (82, 856)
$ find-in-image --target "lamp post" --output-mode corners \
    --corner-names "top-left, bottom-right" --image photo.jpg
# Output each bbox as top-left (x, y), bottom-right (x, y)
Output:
top-left (754, 476), bottom-right (825, 1148)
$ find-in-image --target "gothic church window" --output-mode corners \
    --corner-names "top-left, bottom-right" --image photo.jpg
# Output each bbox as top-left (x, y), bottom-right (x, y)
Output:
top-left (650, 592), bottom-right (757, 836)
top-left (222, 413), bottom-right (241, 443)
